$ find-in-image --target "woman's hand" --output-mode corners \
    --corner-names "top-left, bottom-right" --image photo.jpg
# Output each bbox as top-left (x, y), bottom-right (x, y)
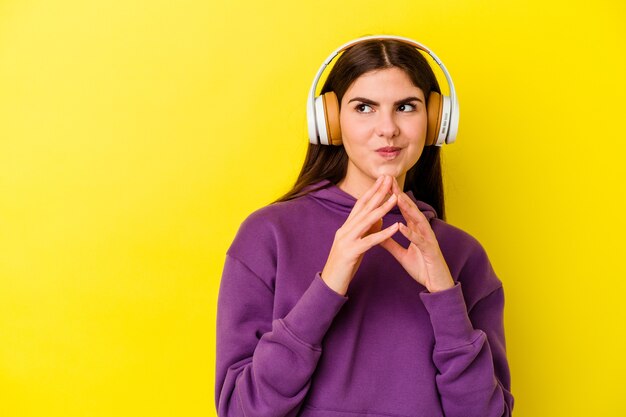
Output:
top-left (379, 177), bottom-right (455, 293)
top-left (321, 175), bottom-right (400, 296)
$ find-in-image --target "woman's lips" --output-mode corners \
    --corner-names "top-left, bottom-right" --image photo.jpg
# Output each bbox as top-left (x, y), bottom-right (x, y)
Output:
top-left (376, 147), bottom-right (402, 160)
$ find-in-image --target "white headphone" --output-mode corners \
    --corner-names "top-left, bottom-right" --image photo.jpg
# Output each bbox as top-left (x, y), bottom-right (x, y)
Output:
top-left (306, 35), bottom-right (459, 147)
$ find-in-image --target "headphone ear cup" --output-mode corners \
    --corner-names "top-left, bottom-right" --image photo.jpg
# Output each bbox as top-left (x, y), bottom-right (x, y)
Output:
top-left (321, 92), bottom-right (342, 146)
top-left (426, 91), bottom-right (442, 146)
top-left (314, 95), bottom-right (328, 145)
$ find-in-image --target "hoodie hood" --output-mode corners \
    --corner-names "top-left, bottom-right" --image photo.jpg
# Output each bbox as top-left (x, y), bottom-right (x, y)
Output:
top-left (303, 179), bottom-right (438, 221)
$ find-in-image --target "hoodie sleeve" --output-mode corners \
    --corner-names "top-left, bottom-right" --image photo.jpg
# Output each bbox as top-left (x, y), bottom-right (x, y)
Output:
top-left (419, 245), bottom-right (514, 417)
top-left (215, 254), bottom-right (347, 417)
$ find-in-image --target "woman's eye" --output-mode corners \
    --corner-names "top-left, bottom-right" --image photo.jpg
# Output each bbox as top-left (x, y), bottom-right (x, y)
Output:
top-left (355, 104), bottom-right (373, 113)
top-left (398, 103), bottom-right (416, 112)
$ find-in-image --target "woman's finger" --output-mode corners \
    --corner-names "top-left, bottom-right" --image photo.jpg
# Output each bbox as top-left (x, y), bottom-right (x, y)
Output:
top-left (347, 175), bottom-right (393, 228)
top-left (353, 193), bottom-right (397, 238)
top-left (391, 176), bottom-right (403, 195)
top-left (359, 222), bottom-right (399, 251)
top-left (346, 175), bottom-right (384, 223)
top-left (363, 218), bottom-right (383, 238)
top-left (395, 194), bottom-right (416, 230)
top-left (398, 222), bottom-right (428, 250)
top-left (397, 193), bottom-right (434, 237)
top-left (359, 175), bottom-right (393, 216)
top-left (397, 192), bottom-right (421, 222)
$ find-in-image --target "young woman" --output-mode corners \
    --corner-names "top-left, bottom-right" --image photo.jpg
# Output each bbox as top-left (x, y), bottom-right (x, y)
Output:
top-left (215, 35), bottom-right (514, 417)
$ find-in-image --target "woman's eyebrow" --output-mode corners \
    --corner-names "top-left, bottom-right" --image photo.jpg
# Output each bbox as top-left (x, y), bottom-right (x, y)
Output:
top-left (347, 96), bottom-right (424, 106)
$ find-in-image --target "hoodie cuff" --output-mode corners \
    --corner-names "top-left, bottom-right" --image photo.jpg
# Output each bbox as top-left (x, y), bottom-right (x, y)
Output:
top-left (419, 282), bottom-right (475, 349)
top-left (282, 272), bottom-right (348, 347)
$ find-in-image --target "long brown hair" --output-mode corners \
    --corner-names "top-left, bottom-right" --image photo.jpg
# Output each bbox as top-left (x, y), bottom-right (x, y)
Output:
top-left (273, 38), bottom-right (446, 221)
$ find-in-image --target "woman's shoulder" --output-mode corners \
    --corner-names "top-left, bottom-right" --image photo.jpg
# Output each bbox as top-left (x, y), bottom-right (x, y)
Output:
top-left (236, 180), bottom-right (337, 235)
top-left (429, 218), bottom-right (503, 303)
top-left (227, 195), bottom-right (314, 258)
top-left (430, 217), bottom-right (485, 257)
top-left (240, 195), bottom-right (316, 233)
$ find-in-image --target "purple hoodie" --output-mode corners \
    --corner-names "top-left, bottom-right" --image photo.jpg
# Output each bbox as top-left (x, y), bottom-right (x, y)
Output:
top-left (215, 179), bottom-right (514, 416)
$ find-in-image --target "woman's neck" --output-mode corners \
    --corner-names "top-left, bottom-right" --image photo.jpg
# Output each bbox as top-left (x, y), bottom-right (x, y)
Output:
top-left (337, 169), bottom-right (406, 201)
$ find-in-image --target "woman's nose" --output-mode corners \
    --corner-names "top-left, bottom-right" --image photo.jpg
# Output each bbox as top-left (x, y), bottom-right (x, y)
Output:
top-left (374, 111), bottom-right (400, 138)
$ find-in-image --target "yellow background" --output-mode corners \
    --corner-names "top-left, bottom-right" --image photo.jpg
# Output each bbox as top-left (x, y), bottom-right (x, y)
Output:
top-left (1, 0), bottom-right (624, 416)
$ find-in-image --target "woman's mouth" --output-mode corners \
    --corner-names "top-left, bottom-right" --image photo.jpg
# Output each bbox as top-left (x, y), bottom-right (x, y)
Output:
top-left (376, 147), bottom-right (402, 160)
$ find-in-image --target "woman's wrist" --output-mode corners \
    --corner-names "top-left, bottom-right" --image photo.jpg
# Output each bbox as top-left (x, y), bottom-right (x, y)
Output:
top-left (320, 270), bottom-right (348, 296)
top-left (427, 281), bottom-right (455, 293)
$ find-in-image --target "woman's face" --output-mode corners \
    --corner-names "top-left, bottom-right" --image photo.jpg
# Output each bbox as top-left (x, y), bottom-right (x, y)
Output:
top-left (338, 66), bottom-right (427, 193)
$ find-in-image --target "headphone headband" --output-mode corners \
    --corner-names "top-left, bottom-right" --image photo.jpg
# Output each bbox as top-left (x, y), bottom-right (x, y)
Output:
top-left (306, 35), bottom-right (459, 147)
